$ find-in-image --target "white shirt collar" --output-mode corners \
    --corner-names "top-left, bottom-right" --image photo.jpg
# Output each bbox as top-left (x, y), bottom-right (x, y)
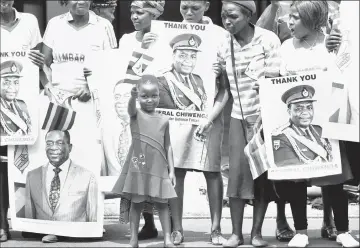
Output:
top-left (13, 8), bottom-right (21, 21)
top-left (65, 10), bottom-right (97, 25)
top-left (48, 158), bottom-right (71, 174)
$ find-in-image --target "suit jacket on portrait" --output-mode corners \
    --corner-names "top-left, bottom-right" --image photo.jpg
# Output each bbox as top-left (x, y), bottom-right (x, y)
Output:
top-left (271, 123), bottom-right (333, 166)
top-left (0, 98), bottom-right (32, 136)
top-left (158, 69), bottom-right (207, 111)
top-left (25, 161), bottom-right (98, 222)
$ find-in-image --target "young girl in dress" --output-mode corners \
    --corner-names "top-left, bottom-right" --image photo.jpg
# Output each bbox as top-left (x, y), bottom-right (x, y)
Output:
top-left (112, 74), bottom-right (177, 248)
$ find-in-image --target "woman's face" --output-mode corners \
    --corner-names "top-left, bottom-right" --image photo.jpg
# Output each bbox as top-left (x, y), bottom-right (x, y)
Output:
top-left (221, 3), bottom-right (250, 35)
top-left (180, 1), bottom-right (209, 23)
top-left (0, 0), bottom-right (14, 14)
top-left (130, 6), bottom-right (153, 31)
top-left (288, 5), bottom-right (310, 39)
top-left (68, 1), bottom-right (91, 16)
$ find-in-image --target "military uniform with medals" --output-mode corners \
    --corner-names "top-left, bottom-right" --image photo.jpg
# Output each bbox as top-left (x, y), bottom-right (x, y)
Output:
top-left (158, 34), bottom-right (207, 111)
top-left (271, 86), bottom-right (332, 167)
top-left (0, 61), bottom-right (32, 137)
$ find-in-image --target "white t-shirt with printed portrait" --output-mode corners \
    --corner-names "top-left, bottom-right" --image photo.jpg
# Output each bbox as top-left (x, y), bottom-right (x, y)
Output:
top-left (43, 11), bottom-right (117, 95)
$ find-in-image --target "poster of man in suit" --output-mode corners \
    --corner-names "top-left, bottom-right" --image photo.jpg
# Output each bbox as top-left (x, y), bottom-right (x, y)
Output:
top-left (259, 72), bottom-right (342, 180)
top-left (0, 54), bottom-right (39, 146)
top-left (7, 96), bottom-right (103, 238)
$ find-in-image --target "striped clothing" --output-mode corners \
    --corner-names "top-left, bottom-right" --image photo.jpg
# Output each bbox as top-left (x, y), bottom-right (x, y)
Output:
top-left (220, 25), bottom-right (281, 120)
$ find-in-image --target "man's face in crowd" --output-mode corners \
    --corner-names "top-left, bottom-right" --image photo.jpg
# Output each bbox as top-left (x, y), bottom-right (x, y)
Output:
top-left (173, 49), bottom-right (197, 76)
top-left (288, 101), bottom-right (314, 129)
top-left (68, 1), bottom-right (91, 16)
top-left (45, 131), bottom-right (72, 167)
top-left (1, 76), bottom-right (20, 101)
top-left (0, 0), bottom-right (14, 14)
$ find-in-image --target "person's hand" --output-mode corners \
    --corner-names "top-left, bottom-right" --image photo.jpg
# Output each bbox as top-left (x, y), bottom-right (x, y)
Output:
top-left (141, 32), bottom-right (158, 49)
top-left (28, 50), bottom-right (45, 69)
top-left (73, 85), bottom-right (91, 102)
top-left (44, 83), bottom-right (52, 95)
top-left (131, 86), bottom-right (139, 98)
top-left (194, 119), bottom-right (213, 142)
top-left (169, 171), bottom-right (176, 187)
top-left (212, 62), bottom-right (222, 77)
top-left (83, 67), bottom-right (92, 79)
top-left (326, 32), bottom-right (342, 52)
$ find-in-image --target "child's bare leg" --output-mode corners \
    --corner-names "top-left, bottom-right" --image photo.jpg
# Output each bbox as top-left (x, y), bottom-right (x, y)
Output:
top-left (154, 202), bottom-right (174, 247)
top-left (130, 201), bottom-right (145, 247)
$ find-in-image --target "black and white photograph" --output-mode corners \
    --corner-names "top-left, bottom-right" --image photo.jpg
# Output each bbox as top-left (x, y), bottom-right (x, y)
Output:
top-left (260, 73), bottom-right (342, 180)
top-left (0, 55), bottom-right (39, 146)
top-left (7, 96), bottom-right (103, 238)
top-left (0, 0), bottom-right (359, 247)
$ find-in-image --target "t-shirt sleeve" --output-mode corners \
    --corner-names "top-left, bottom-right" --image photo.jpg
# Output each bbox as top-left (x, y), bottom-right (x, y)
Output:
top-left (102, 19), bottom-right (118, 49)
top-left (43, 18), bottom-right (56, 49)
top-left (29, 14), bottom-right (42, 49)
top-left (264, 32), bottom-right (281, 78)
top-left (279, 39), bottom-right (292, 76)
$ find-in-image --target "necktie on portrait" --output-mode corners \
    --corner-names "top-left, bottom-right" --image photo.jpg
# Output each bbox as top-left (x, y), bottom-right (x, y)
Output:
top-left (10, 102), bottom-right (17, 114)
top-left (49, 167), bottom-right (62, 212)
top-left (14, 145), bottom-right (29, 173)
top-left (184, 77), bottom-right (190, 88)
top-left (117, 124), bottom-right (130, 169)
top-left (305, 129), bottom-right (314, 141)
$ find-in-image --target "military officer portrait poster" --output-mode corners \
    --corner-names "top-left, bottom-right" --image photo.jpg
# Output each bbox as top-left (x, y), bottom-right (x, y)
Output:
top-left (7, 96), bottom-right (104, 238)
top-left (259, 72), bottom-right (342, 181)
top-left (150, 20), bottom-right (218, 125)
top-left (0, 52), bottom-right (39, 146)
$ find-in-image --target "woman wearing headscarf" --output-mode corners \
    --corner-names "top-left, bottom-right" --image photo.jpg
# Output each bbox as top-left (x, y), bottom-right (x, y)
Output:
top-left (110, 0), bottom-right (166, 241)
top-left (278, 1), bottom-right (358, 247)
top-left (0, 0), bottom-right (45, 242)
top-left (218, 1), bottom-right (282, 247)
top-left (162, 1), bottom-right (230, 246)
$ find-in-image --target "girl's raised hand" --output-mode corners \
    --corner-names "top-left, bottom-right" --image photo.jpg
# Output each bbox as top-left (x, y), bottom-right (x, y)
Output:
top-left (131, 86), bottom-right (138, 98)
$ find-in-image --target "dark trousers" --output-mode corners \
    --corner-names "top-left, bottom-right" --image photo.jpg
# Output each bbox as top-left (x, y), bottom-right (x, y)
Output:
top-left (274, 181), bottom-right (308, 231)
top-left (345, 141), bottom-right (360, 185)
top-left (0, 161), bottom-right (9, 230)
top-left (322, 183), bottom-right (349, 232)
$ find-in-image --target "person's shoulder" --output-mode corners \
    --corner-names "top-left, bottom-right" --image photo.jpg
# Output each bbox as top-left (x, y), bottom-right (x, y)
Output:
top-left (256, 25), bottom-right (281, 45)
top-left (19, 12), bottom-right (38, 23)
top-left (71, 163), bottom-right (95, 178)
top-left (311, 124), bottom-right (323, 135)
top-left (272, 122), bottom-right (291, 137)
top-left (16, 99), bottom-right (29, 109)
top-left (91, 12), bottom-right (112, 27)
top-left (27, 166), bottom-right (43, 178)
top-left (192, 73), bottom-right (202, 81)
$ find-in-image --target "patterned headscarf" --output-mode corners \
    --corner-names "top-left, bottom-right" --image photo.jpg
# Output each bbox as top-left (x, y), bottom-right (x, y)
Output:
top-left (131, 1), bottom-right (165, 18)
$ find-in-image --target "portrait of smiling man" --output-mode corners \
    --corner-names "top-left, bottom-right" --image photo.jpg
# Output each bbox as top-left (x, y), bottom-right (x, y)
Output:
top-left (271, 85), bottom-right (333, 167)
top-left (158, 33), bottom-right (207, 112)
top-left (24, 130), bottom-right (98, 230)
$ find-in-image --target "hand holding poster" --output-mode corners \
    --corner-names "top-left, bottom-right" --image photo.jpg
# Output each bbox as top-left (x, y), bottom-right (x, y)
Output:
top-left (260, 72), bottom-right (342, 180)
top-left (0, 51), bottom-right (39, 145)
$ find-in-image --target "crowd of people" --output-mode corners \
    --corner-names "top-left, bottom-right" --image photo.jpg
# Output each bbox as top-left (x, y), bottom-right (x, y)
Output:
top-left (0, 0), bottom-right (359, 247)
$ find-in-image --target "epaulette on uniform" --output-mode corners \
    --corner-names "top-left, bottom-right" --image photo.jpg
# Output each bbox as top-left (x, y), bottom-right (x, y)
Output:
top-left (272, 121), bottom-right (290, 136)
